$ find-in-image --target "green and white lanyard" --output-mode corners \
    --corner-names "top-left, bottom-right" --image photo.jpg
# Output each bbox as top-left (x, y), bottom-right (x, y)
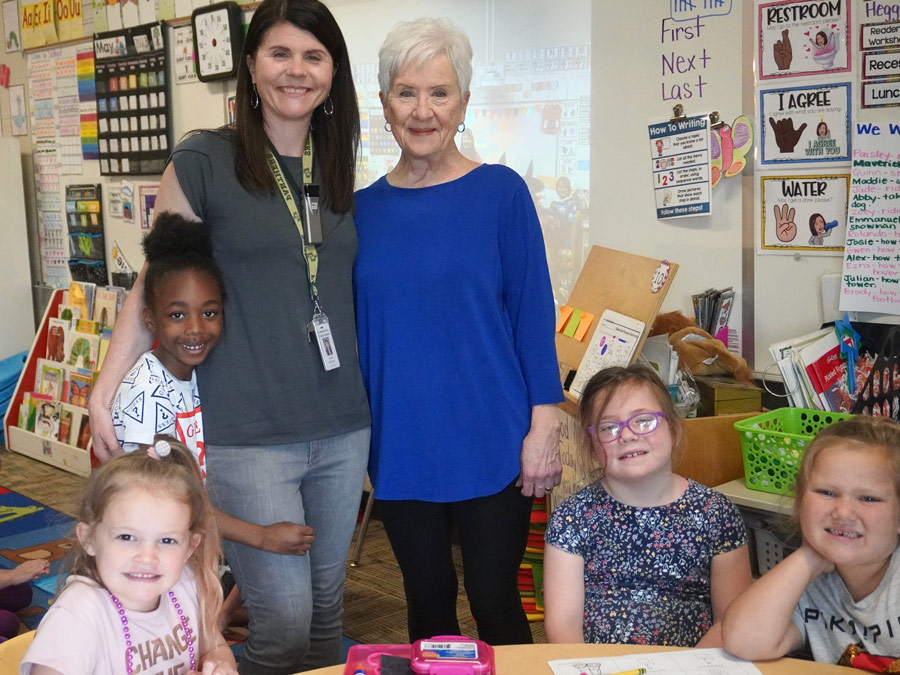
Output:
top-left (266, 137), bottom-right (340, 371)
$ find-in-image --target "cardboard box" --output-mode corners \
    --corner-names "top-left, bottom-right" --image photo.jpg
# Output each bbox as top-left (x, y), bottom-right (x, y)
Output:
top-left (695, 376), bottom-right (763, 417)
top-left (552, 398), bottom-right (753, 510)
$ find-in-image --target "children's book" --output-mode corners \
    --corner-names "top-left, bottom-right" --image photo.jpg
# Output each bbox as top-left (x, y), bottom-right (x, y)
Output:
top-left (92, 288), bottom-right (119, 327)
top-left (75, 413), bottom-right (92, 450)
top-left (97, 336), bottom-right (111, 372)
top-left (769, 327), bottom-right (832, 409)
top-left (68, 281), bottom-right (96, 320)
top-left (17, 393), bottom-right (32, 430)
top-left (75, 318), bottom-right (100, 335)
top-left (57, 407), bottom-right (74, 444)
top-left (46, 318), bottom-right (70, 363)
top-left (20, 392), bottom-right (52, 432)
top-left (35, 400), bottom-right (60, 439)
top-left (797, 329), bottom-right (850, 413)
top-left (103, 285), bottom-right (127, 315)
top-left (36, 359), bottom-right (64, 400)
top-left (66, 368), bottom-right (94, 407)
top-left (67, 331), bottom-right (101, 370)
top-left (57, 303), bottom-right (82, 324)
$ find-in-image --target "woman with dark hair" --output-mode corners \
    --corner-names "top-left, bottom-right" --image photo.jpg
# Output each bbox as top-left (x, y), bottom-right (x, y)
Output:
top-left (88, 0), bottom-right (370, 672)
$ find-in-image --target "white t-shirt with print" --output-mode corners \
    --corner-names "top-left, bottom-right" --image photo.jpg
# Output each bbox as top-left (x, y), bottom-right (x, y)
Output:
top-left (111, 351), bottom-right (205, 476)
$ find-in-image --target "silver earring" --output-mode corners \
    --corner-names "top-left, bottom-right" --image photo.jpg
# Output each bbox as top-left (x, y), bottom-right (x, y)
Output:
top-left (323, 96), bottom-right (334, 116)
top-left (457, 122), bottom-right (466, 133)
top-left (384, 121), bottom-right (392, 132)
top-left (251, 84), bottom-right (260, 110)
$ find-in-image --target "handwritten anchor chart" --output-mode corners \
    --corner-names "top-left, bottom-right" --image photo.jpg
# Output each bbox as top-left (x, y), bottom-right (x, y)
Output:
top-left (839, 123), bottom-right (900, 314)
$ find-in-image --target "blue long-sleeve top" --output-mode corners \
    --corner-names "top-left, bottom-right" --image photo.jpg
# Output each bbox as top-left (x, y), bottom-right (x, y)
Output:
top-left (354, 164), bottom-right (564, 502)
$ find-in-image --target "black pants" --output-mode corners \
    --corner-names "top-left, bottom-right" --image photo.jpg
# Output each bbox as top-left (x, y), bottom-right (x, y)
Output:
top-left (378, 479), bottom-right (534, 646)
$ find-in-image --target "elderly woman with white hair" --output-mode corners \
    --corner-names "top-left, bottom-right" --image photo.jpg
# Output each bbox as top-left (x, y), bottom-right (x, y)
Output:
top-left (353, 18), bottom-right (563, 645)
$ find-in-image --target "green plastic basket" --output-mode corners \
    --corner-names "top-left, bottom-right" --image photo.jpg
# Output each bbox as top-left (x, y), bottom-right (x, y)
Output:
top-left (734, 408), bottom-right (854, 496)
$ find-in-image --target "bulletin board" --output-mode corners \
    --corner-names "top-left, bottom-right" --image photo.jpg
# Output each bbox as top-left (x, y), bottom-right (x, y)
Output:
top-left (590, 0), bottom-right (900, 371)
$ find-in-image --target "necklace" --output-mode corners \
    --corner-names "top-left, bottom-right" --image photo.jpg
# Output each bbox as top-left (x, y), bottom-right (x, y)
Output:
top-left (107, 589), bottom-right (196, 674)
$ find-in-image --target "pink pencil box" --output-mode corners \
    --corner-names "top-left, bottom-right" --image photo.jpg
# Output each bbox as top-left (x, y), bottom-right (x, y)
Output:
top-left (410, 636), bottom-right (494, 675)
top-left (343, 644), bottom-right (412, 675)
top-left (342, 636), bottom-right (494, 675)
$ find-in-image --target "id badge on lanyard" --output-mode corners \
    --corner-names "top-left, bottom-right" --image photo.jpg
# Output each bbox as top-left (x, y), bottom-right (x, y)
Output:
top-left (267, 138), bottom-right (339, 371)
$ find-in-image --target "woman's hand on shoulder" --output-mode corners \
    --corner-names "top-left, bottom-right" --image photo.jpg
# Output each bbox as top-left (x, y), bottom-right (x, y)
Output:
top-left (87, 393), bottom-right (124, 462)
top-left (518, 404), bottom-right (562, 499)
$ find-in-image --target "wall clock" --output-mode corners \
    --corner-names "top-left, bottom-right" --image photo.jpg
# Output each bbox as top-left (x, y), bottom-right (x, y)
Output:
top-left (191, 1), bottom-right (244, 82)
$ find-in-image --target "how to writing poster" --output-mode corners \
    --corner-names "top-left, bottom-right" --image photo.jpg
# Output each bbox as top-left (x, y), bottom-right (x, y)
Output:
top-left (648, 114), bottom-right (711, 219)
top-left (760, 173), bottom-right (849, 253)
top-left (839, 122), bottom-right (900, 313)
top-left (759, 82), bottom-right (851, 164)
top-left (758, 0), bottom-right (851, 80)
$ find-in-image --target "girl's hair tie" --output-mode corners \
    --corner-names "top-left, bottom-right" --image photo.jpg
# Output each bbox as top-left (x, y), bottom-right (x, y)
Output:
top-left (148, 439), bottom-right (171, 460)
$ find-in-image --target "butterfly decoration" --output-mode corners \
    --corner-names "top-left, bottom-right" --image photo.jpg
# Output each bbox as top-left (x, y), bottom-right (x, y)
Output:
top-left (710, 115), bottom-right (753, 188)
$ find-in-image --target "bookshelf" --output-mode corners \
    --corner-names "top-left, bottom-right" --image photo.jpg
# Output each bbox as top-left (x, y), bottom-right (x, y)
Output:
top-left (3, 289), bottom-right (96, 477)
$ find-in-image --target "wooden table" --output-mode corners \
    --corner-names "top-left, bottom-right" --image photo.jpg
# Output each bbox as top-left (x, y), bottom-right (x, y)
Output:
top-left (302, 643), bottom-right (853, 673)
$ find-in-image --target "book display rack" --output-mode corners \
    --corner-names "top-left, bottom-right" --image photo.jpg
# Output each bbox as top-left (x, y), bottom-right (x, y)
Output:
top-left (2, 287), bottom-right (116, 476)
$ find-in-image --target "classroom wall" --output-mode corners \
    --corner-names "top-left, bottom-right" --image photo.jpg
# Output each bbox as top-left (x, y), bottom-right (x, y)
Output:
top-left (3, 0), bottom-right (898, 373)
top-left (589, 1), bottom-right (747, 356)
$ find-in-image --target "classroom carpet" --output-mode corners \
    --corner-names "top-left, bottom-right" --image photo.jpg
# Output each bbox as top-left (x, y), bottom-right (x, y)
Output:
top-left (0, 485), bottom-right (74, 631)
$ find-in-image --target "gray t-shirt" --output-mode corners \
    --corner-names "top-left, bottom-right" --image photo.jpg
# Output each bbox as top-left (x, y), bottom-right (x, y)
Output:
top-left (170, 129), bottom-right (370, 446)
top-left (792, 546), bottom-right (900, 663)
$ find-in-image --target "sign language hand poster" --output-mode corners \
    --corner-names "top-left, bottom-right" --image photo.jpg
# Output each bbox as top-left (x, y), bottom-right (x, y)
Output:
top-left (760, 82), bottom-right (851, 164)
top-left (760, 174), bottom-right (850, 253)
top-left (758, 0), bottom-right (851, 79)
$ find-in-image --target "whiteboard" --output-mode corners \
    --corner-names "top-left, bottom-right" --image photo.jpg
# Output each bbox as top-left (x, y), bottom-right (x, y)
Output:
top-left (589, 1), bottom-right (746, 356)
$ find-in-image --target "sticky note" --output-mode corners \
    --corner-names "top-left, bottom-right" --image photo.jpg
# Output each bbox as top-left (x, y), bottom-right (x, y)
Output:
top-left (563, 309), bottom-right (583, 338)
top-left (573, 312), bottom-right (595, 341)
top-left (556, 306), bottom-right (573, 333)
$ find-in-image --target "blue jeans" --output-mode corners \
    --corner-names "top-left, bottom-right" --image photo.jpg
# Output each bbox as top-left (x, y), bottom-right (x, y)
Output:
top-left (205, 428), bottom-right (369, 675)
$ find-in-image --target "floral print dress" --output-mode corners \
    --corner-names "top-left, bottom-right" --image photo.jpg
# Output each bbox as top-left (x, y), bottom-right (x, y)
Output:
top-left (545, 479), bottom-right (747, 646)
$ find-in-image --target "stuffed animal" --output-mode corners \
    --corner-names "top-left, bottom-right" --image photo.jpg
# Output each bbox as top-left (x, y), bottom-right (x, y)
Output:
top-left (651, 311), bottom-right (753, 383)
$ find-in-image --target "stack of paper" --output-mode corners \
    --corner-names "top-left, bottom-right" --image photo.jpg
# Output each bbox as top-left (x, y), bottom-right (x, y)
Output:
top-left (549, 647), bottom-right (763, 675)
top-left (769, 327), bottom-right (856, 412)
top-left (692, 286), bottom-right (735, 344)
top-left (637, 334), bottom-right (679, 386)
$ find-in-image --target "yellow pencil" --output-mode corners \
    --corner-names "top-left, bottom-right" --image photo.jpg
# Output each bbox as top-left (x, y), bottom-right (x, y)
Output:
top-left (606, 669), bottom-right (646, 675)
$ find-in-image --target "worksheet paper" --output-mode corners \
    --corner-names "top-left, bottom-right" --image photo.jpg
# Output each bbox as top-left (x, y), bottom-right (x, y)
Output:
top-left (568, 310), bottom-right (645, 400)
top-left (548, 648), bottom-right (763, 675)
